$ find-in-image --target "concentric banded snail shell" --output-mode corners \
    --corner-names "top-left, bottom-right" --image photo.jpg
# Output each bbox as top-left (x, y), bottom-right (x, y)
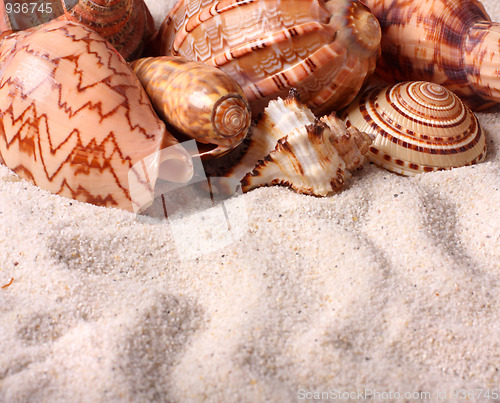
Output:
top-left (343, 81), bottom-right (487, 175)
top-left (131, 56), bottom-right (251, 159)
top-left (154, 0), bottom-right (381, 114)
top-left (0, 0), bottom-right (155, 60)
top-left (0, 20), bottom-right (193, 211)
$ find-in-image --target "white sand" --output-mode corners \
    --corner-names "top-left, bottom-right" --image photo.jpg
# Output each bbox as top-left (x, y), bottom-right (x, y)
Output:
top-left (1, 1), bottom-right (500, 402)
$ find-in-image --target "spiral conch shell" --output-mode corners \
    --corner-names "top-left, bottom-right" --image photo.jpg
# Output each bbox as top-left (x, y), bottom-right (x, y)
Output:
top-left (362, 0), bottom-right (500, 110)
top-left (343, 81), bottom-right (487, 175)
top-left (208, 90), bottom-right (373, 195)
top-left (154, 0), bottom-right (381, 114)
top-left (130, 56), bottom-right (252, 159)
top-left (0, 20), bottom-right (193, 212)
top-left (0, 0), bottom-right (155, 60)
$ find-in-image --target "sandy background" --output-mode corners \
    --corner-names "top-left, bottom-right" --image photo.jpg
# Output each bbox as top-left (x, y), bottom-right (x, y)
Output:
top-left (1, 0), bottom-right (499, 402)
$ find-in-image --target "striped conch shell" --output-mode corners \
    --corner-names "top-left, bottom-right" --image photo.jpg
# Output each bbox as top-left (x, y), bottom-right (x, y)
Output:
top-left (206, 90), bottom-right (373, 195)
top-left (154, 0), bottom-right (381, 114)
top-left (0, 0), bottom-right (155, 60)
top-left (343, 81), bottom-right (487, 175)
top-left (362, 0), bottom-right (500, 110)
top-left (0, 20), bottom-right (193, 212)
top-left (130, 56), bottom-right (252, 159)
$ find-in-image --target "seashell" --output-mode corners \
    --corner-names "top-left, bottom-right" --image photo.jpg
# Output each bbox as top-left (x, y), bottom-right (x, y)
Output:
top-left (154, 0), bottom-right (381, 115)
top-left (342, 81), bottom-right (487, 175)
top-left (0, 0), bottom-right (155, 60)
top-left (0, 20), bottom-right (193, 212)
top-left (0, 1), bottom-right (62, 33)
top-left (130, 56), bottom-right (251, 159)
top-left (362, 0), bottom-right (500, 110)
top-left (206, 90), bottom-right (373, 195)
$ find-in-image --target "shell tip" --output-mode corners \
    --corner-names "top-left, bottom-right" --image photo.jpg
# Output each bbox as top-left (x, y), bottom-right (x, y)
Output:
top-left (286, 88), bottom-right (301, 104)
top-left (213, 94), bottom-right (252, 139)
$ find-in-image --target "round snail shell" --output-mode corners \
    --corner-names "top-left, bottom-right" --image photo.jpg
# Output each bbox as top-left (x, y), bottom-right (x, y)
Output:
top-left (343, 82), bottom-right (487, 175)
top-left (0, 0), bottom-right (155, 60)
top-left (130, 56), bottom-right (252, 159)
top-left (362, 0), bottom-right (500, 110)
top-left (154, 0), bottom-right (381, 115)
top-left (0, 20), bottom-right (193, 212)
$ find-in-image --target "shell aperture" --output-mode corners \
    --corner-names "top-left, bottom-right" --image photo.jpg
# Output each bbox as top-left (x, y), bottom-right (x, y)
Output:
top-left (206, 90), bottom-right (373, 195)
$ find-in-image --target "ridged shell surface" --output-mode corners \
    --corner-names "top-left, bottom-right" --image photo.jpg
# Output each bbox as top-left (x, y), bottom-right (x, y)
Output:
top-left (206, 90), bottom-right (373, 195)
top-left (343, 81), bottom-right (487, 175)
top-left (0, 0), bottom-right (155, 60)
top-left (363, 0), bottom-right (500, 110)
top-left (131, 56), bottom-right (251, 159)
top-left (0, 20), bottom-right (193, 211)
top-left (155, 0), bottom-right (381, 114)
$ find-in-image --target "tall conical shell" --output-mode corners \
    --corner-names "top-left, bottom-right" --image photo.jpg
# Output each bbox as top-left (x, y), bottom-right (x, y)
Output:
top-left (343, 81), bottom-right (487, 175)
top-left (0, 20), bottom-right (193, 212)
top-left (363, 0), bottom-right (500, 110)
top-left (0, 0), bottom-right (155, 60)
top-left (206, 90), bottom-right (373, 195)
top-left (154, 0), bottom-right (381, 114)
top-left (131, 56), bottom-right (251, 159)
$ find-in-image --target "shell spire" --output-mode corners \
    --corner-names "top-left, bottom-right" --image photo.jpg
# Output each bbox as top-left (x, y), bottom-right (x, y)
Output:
top-left (343, 81), bottom-right (487, 175)
top-left (362, 0), bottom-right (500, 110)
top-left (0, 0), bottom-right (155, 60)
top-left (130, 56), bottom-right (251, 159)
top-left (206, 90), bottom-right (373, 195)
top-left (57, 0), bottom-right (156, 61)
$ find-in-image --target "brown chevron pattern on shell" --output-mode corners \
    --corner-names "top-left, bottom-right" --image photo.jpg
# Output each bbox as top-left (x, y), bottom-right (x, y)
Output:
top-left (0, 0), bottom-right (155, 60)
top-left (131, 56), bottom-right (251, 159)
top-left (0, 20), bottom-right (188, 211)
top-left (363, 0), bottom-right (500, 110)
top-left (154, 0), bottom-right (381, 114)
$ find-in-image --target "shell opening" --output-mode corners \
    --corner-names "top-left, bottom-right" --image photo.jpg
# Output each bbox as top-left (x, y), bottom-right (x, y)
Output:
top-left (212, 94), bottom-right (251, 139)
